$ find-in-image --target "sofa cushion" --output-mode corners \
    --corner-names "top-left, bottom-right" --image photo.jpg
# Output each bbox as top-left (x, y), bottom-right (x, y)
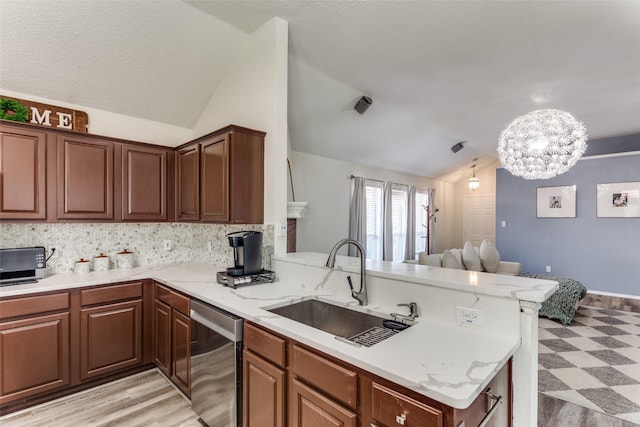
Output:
top-left (479, 240), bottom-right (501, 273)
top-left (418, 253), bottom-right (442, 267)
top-left (442, 250), bottom-right (464, 269)
top-left (462, 241), bottom-right (483, 271)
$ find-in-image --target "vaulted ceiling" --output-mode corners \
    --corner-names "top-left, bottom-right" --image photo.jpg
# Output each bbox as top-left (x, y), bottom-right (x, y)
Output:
top-left (1, 1), bottom-right (639, 181)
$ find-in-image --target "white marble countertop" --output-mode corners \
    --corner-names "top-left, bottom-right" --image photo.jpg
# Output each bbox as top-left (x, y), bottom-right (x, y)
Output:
top-left (0, 254), bottom-right (557, 409)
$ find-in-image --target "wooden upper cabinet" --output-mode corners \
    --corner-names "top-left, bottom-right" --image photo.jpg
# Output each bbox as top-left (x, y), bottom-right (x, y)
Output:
top-left (57, 135), bottom-right (114, 219)
top-left (121, 145), bottom-right (169, 221)
top-left (176, 144), bottom-right (200, 221)
top-left (0, 124), bottom-right (47, 219)
top-left (200, 134), bottom-right (229, 222)
top-left (176, 125), bottom-right (265, 224)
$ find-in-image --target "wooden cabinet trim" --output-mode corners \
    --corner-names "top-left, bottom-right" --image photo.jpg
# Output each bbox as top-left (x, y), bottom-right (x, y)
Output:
top-left (80, 282), bottom-right (142, 306)
top-left (0, 292), bottom-right (69, 320)
top-left (292, 344), bottom-right (358, 409)
top-left (171, 309), bottom-right (191, 397)
top-left (244, 322), bottom-right (286, 368)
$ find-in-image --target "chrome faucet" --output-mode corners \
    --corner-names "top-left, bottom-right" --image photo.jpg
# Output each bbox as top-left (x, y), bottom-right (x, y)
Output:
top-left (325, 239), bottom-right (368, 306)
top-left (391, 302), bottom-right (419, 324)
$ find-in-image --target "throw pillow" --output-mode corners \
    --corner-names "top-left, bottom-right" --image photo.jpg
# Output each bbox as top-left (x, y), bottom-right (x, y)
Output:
top-left (418, 253), bottom-right (442, 267)
top-left (479, 240), bottom-right (501, 273)
top-left (462, 241), bottom-right (483, 271)
top-left (442, 250), bottom-right (464, 270)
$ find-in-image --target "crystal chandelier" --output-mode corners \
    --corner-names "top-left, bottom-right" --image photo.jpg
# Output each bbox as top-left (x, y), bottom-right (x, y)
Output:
top-left (469, 162), bottom-right (479, 191)
top-left (497, 109), bottom-right (588, 180)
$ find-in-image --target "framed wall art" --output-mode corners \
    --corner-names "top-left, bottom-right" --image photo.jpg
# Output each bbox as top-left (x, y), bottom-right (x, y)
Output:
top-left (537, 185), bottom-right (577, 218)
top-left (596, 182), bottom-right (640, 218)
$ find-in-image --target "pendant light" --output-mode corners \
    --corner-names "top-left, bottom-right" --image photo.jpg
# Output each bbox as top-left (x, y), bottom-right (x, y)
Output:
top-left (469, 161), bottom-right (480, 191)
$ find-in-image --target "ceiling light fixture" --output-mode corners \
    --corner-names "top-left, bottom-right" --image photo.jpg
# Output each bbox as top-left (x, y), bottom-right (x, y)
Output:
top-left (469, 161), bottom-right (479, 191)
top-left (497, 109), bottom-right (588, 180)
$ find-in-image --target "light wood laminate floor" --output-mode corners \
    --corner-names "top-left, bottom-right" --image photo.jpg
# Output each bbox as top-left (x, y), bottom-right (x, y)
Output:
top-left (0, 370), bottom-right (201, 427)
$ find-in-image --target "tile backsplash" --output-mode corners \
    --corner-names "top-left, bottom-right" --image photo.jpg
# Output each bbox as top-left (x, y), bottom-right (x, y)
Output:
top-left (0, 223), bottom-right (274, 274)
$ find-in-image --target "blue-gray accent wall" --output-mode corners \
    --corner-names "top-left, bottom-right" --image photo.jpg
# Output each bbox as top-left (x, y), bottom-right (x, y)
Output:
top-left (496, 150), bottom-right (640, 297)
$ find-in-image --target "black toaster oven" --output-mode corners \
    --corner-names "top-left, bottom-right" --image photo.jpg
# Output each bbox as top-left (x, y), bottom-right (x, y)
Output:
top-left (0, 246), bottom-right (46, 286)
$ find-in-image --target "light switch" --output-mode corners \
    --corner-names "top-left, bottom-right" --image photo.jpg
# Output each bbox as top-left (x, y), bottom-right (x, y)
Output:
top-left (501, 220), bottom-right (507, 228)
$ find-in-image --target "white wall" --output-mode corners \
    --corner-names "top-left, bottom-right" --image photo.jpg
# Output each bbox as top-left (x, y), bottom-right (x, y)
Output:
top-left (0, 89), bottom-right (192, 146)
top-left (192, 17), bottom-right (289, 254)
top-left (288, 150), bottom-right (456, 255)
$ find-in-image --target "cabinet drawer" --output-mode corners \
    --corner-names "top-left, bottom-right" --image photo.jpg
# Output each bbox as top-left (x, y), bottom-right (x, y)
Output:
top-left (0, 293), bottom-right (69, 320)
top-left (292, 344), bottom-right (357, 408)
top-left (244, 322), bottom-right (286, 368)
top-left (372, 382), bottom-right (443, 427)
top-left (80, 282), bottom-right (143, 306)
top-left (155, 283), bottom-right (189, 315)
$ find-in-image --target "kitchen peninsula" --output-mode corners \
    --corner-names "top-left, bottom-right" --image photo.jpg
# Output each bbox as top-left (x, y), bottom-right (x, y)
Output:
top-left (0, 253), bottom-right (557, 426)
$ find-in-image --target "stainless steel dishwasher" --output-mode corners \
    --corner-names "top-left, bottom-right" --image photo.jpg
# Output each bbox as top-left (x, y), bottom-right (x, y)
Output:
top-left (190, 300), bottom-right (243, 427)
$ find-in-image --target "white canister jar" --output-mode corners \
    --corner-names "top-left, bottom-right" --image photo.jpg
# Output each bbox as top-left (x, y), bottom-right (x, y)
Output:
top-left (116, 249), bottom-right (134, 269)
top-left (74, 258), bottom-right (91, 274)
top-left (93, 253), bottom-right (110, 271)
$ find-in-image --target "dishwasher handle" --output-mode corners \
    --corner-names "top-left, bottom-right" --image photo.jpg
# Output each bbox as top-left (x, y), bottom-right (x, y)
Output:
top-left (190, 300), bottom-right (243, 343)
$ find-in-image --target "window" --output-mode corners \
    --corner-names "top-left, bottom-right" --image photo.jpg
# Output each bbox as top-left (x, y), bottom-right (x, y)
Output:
top-left (365, 180), bottom-right (383, 260)
top-left (364, 181), bottom-right (412, 261)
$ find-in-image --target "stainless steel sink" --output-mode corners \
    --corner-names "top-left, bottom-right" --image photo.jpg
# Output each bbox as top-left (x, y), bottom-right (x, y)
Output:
top-left (268, 299), bottom-right (386, 339)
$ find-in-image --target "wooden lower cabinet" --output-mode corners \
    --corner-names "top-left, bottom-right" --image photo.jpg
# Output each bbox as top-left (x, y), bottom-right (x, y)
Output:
top-left (244, 322), bottom-right (512, 427)
top-left (153, 299), bottom-right (172, 376)
top-left (171, 310), bottom-right (190, 395)
top-left (0, 312), bottom-right (70, 405)
top-left (290, 378), bottom-right (356, 427)
top-left (243, 349), bottom-right (286, 427)
top-left (152, 282), bottom-right (191, 397)
top-left (80, 299), bottom-right (142, 380)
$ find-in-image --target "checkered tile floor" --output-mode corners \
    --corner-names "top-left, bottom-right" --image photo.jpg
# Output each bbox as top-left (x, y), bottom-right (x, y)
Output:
top-left (539, 306), bottom-right (640, 424)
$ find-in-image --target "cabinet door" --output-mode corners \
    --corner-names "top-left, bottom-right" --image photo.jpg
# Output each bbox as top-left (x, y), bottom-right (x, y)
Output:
top-left (228, 130), bottom-right (263, 224)
top-left (176, 144), bottom-right (200, 221)
top-left (243, 349), bottom-right (285, 427)
top-left (57, 135), bottom-right (113, 219)
top-left (122, 145), bottom-right (168, 221)
top-left (200, 134), bottom-right (229, 222)
top-left (0, 125), bottom-right (47, 219)
top-left (153, 299), bottom-right (172, 377)
top-left (290, 378), bottom-right (356, 427)
top-left (172, 309), bottom-right (190, 397)
top-left (80, 300), bottom-right (142, 380)
top-left (0, 312), bottom-right (70, 404)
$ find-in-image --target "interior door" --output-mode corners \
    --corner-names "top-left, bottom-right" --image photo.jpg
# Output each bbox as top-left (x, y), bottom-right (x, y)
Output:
top-left (463, 194), bottom-right (495, 247)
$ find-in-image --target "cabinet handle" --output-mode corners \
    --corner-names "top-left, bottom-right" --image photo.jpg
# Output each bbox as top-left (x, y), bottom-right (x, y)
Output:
top-left (478, 388), bottom-right (503, 427)
top-left (395, 413), bottom-right (406, 425)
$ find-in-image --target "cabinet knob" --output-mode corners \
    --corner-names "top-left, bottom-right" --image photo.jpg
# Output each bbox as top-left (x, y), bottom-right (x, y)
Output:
top-left (395, 413), bottom-right (407, 425)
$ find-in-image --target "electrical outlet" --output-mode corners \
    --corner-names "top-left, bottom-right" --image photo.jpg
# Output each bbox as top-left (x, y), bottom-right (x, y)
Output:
top-left (207, 241), bottom-right (213, 253)
top-left (163, 240), bottom-right (172, 251)
top-left (546, 265), bottom-right (552, 273)
top-left (456, 306), bottom-right (483, 325)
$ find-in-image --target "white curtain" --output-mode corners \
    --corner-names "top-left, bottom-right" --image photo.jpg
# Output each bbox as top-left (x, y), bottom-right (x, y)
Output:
top-left (427, 188), bottom-right (436, 254)
top-left (348, 176), bottom-right (366, 257)
top-left (404, 185), bottom-right (416, 260)
top-left (382, 181), bottom-right (394, 261)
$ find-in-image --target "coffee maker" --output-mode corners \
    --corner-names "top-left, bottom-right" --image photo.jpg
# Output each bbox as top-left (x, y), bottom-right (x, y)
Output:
top-left (226, 231), bottom-right (263, 276)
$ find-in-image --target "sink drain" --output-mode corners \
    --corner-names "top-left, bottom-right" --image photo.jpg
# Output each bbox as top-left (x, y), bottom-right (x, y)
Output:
top-left (348, 327), bottom-right (399, 347)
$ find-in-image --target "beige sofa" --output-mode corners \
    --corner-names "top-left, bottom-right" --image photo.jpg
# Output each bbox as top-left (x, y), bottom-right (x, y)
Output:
top-left (409, 241), bottom-right (522, 276)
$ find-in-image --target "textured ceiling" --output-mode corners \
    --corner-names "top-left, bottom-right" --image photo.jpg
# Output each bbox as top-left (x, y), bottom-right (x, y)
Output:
top-left (2, 1), bottom-right (639, 181)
